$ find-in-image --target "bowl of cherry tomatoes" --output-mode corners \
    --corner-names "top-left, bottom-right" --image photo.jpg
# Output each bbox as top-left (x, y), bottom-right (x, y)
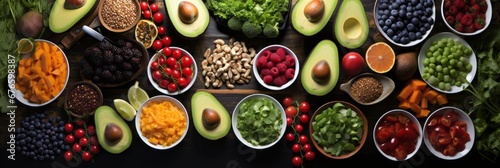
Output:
top-left (373, 109), bottom-right (422, 161)
top-left (147, 47), bottom-right (197, 95)
top-left (423, 106), bottom-right (474, 160)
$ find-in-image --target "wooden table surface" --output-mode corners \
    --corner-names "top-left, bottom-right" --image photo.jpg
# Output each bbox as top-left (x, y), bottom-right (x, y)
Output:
top-left (2, 0), bottom-right (499, 167)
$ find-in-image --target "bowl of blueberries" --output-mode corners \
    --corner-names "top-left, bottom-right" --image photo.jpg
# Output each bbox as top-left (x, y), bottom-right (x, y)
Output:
top-left (374, 0), bottom-right (436, 47)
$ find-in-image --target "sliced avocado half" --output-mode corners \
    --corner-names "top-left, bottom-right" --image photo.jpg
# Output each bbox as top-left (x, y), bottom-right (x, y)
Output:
top-left (191, 91), bottom-right (230, 140)
top-left (49, 0), bottom-right (96, 33)
top-left (334, 0), bottom-right (369, 49)
top-left (165, 0), bottom-right (209, 38)
top-left (291, 0), bottom-right (338, 36)
top-left (95, 105), bottom-right (132, 154)
top-left (301, 40), bottom-right (339, 96)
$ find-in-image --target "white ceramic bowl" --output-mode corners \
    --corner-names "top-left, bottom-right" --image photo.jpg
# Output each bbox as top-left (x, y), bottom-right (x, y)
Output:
top-left (232, 94), bottom-right (286, 149)
top-left (441, 0), bottom-right (492, 36)
top-left (417, 32), bottom-right (477, 94)
top-left (14, 39), bottom-right (70, 107)
top-left (147, 47), bottom-right (197, 95)
top-left (374, 0), bottom-right (436, 47)
top-left (253, 45), bottom-right (299, 90)
top-left (339, 73), bottom-right (395, 105)
top-left (423, 106), bottom-right (474, 160)
top-left (373, 109), bottom-right (423, 161)
top-left (135, 95), bottom-right (189, 150)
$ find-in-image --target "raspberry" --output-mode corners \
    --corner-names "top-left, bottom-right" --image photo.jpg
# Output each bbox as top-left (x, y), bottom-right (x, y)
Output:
top-left (284, 55), bottom-right (295, 67)
top-left (260, 68), bottom-right (271, 78)
top-left (270, 67), bottom-right (280, 77)
top-left (266, 61), bottom-right (275, 69)
top-left (273, 75), bottom-right (287, 86)
top-left (263, 75), bottom-right (273, 85)
top-left (276, 63), bottom-right (287, 74)
top-left (276, 48), bottom-right (286, 61)
top-left (269, 53), bottom-right (282, 64)
top-left (261, 50), bottom-right (272, 58)
top-left (257, 56), bottom-right (268, 69)
top-left (285, 68), bottom-right (295, 79)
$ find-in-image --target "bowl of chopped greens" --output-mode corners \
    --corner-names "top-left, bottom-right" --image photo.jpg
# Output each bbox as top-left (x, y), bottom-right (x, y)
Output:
top-left (232, 94), bottom-right (286, 149)
top-left (310, 101), bottom-right (368, 159)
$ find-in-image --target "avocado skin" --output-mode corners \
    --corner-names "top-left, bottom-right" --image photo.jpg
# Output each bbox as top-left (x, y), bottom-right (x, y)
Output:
top-left (95, 105), bottom-right (132, 154)
top-left (334, 0), bottom-right (369, 49)
top-left (301, 40), bottom-right (340, 96)
top-left (191, 91), bottom-right (231, 140)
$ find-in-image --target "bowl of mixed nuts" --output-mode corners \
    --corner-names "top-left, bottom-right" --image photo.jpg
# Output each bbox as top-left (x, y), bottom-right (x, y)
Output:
top-left (98, 0), bottom-right (141, 33)
top-left (64, 81), bottom-right (103, 118)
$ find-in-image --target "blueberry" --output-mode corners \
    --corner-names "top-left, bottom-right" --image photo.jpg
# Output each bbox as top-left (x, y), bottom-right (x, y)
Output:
top-left (384, 9), bottom-right (390, 16)
top-left (401, 37), bottom-right (409, 44)
top-left (385, 19), bottom-right (393, 26)
top-left (406, 6), bottom-right (413, 13)
top-left (391, 9), bottom-right (398, 16)
top-left (387, 29), bottom-right (394, 36)
top-left (421, 16), bottom-right (428, 22)
top-left (408, 32), bottom-right (416, 41)
top-left (424, 23), bottom-right (431, 30)
top-left (383, 25), bottom-right (389, 32)
top-left (416, 3), bottom-right (423, 10)
top-left (398, 9), bottom-right (405, 18)
top-left (407, 23), bottom-right (415, 31)
top-left (427, 17), bottom-right (434, 24)
top-left (400, 4), bottom-right (407, 10)
top-left (406, 12), bottom-right (413, 19)
top-left (420, 27), bottom-right (427, 34)
top-left (389, 15), bottom-right (396, 22)
top-left (381, 14), bottom-right (388, 20)
top-left (391, 24), bottom-right (398, 31)
top-left (397, 21), bottom-right (404, 28)
top-left (379, 3), bottom-right (389, 10)
top-left (411, 17), bottom-right (420, 25)
top-left (425, 8), bottom-right (433, 16)
top-left (411, 0), bottom-right (418, 5)
top-left (401, 29), bottom-right (409, 36)
top-left (379, 20), bottom-right (385, 26)
top-left (392, 35), bottom-right (400, 43)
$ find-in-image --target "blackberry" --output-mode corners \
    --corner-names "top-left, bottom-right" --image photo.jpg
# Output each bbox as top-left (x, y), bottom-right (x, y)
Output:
top-left (114, 54), bottom-right (124, 64)
top-left (123, 49), bottom-right (133, 60)
top-left (84, 47), bottom-right (93, 57)
top-left (91, 55), bottom-right (103, 67)
top-left (102, 65), bottom-right (109, 70)
top-left (116, 39), bottom-right (125, 47)
top-left (124, 41), bottom-right (133, 48)
top-left (98, 41), bottom-right (113, 50)
top-left (111, 46), bottom-right (121, 54)
top-left (123, 71), bottom-right (134, 80)
top-left (130, 57), bottom-right (141, 68)
top-left (92, 76), bottom-right (101, 83)
top-left (121, 62), bottom-right (132, 70)
top-left (101, 69), bottom-right (113, 79)
top-left (108, 65), bottom-right (117, 72)
top-left (115, 71), bottom-right (124, 82)
top-left (95, 67), bottom-right (103, 76)
top-left (132, 48), bottom-right (142, 58)
top-left (103, 50), bottom-right (114, 64)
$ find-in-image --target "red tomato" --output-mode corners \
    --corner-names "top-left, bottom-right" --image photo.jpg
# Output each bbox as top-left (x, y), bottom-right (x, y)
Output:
top-left (403, 140), bottom-right (416, 153)
top-left (149, 3), bottom-right (159, 13)
top-left (403, 126), bottom-right (418, 141)
top-left (162, 36), bottom-right (172, 47)
top-left (379, 142), bottom-right (390, 153)
top-left (172, 70), bottom-right (181, 79)
top-left (157, 26), bottom-right (165, 35)
top-left (397, 114), bottom-right (410, 124)
top-left (152, 70), bottom-right (163, 80)
top-left (79, 137), bottom-right (89, 147)
top-left (150, 61), bottom-right (159, 70)
top-left (438, 132), bottom-right (452, 145)
top-left (90, 145), bottom-right (100, 154)
top-left (446, 111), bottom-right (459, 122)
top-left (285, 106), bottom-right (298, 117)
top-left (163, 67), bottom-right (172, 76)
top-left (166, 57), bottom-right (177, 68)
top-left (299, 102), bottom-right (310, 113)
top-left (299, 135), bottom-right (308, 144)
top-left (282, 97), bottom-right (293, 107)
top-left (182, 67), bottom-right (193, 77)
top-left (153, 12), bottom-right (163, 23)
top-left (158, 57), bottom-right (167, 65)
top-left (292, 156), bottom-right (302, 167)
top-left (140, 1), bottom-right (149, 11)
top-left (74, 128), bottom-right (85, 139)
top-left (294, 124), bottom-right (303, 133)
top-left (162, 47), bottom-right (172, 56)
top-left (302, 144), bottom-right (312, 152)
top-left (292, 144), bottom-right (301, 153)
top-left (167, 83), bottom-right (177, 92)
top-left (180, 56), bottom-right (193, 67)
top-left (299, 114), bottom-right (309, 124)
top-left (142, 10), bottom-right (151, 19)
top-left (172, 49), bottom-right (182, 59)
top-left (389, 137), bottom-right (399, 150)
top-left (87, 125), bottom-right (96, 136)
top-left (304, 151), bottom-right (315, 161)
top-left (90, 136), bottom-right (98, 146)
top-left (159, 79), bottom-right (170, 88)
top-left (342, 52), bottom-right (365, 78)
top-left (439, 115), bottom-right (452, 127)
top-left (178, 77), bottom-right (188, 88)
top-left (286, 117), bottom-right (293, 126)
top-left (152, 39), bottom-right (162, 50)
top-left (395, 129), bottom-right (406, 140)
top-left (65, 134), bottom-right (75, 144)
top-left (64, 151), bottom-right (73, 161)
top-left (375, 130), bottom-right (390, 143)
top-left (64, 123), bottom-right (73, 133)
top-left (443, 145), bottom-right (457, 156)
top-left (427, 117), bottom-right (438, 127)
top-left (394, 145), bottom-right (408, 161)
top-left (385, 115), bottom-right (398, 122)
top-left (81, 151), bottom-right (92, 161)
top-left (72, 144), bottom-right (81, 153)
top-left (75, 120), bottom-right (84, 127)
top-left (286, 132), bottom-right (295, 142)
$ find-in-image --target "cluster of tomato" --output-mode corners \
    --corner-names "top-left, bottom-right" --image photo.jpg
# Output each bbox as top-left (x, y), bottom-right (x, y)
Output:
top-left (426, 111), bottom-right (470, 156)
top-left (282, 96), bottom-right (315, 167)
top-left (150, 49), bottom-right (194, 92)
top-left (139, 0), bottom-right (173, 51)
top-left (375, 113), bottom-right (420, 161)
top-left (63, 120), bottom-right (99, 162)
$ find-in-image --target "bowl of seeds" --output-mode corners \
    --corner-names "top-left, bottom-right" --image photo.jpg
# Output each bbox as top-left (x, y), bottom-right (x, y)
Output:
top-left (340, 73), bottom-right (395, 105)
top-left (98, 0), bottom-right (140, 33)
top-left (64, 81), bottom-right (103, 118)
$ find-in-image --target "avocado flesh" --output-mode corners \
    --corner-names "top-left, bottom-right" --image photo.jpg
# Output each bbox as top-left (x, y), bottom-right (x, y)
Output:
top-left (301, 40), bottom-right (339, 96)
top-left (291, 0), bottom-right (338, 36)
top-left (334, 0), bottom-right (369, 49)
top-left (49, 0), bottom-right (96, 33)
top-left (191, 91), bottom-right (230, 140)
top-left (165, 0), bottom-right (209, 38)
top-left (95, 105), bottom-right (132, 154)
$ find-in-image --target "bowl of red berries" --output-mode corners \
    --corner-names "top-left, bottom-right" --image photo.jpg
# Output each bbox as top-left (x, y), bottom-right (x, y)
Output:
top-left (441, 0), bottom-right (492, 36)
top-left (253, 44), bottom-right (299, 90)
top-left (147, 47), bottom-right (197, 95)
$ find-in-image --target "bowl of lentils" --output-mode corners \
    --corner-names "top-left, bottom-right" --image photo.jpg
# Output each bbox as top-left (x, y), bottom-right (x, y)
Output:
top-left (340, 73), bottom-right (395, 105)
top-left (64, 81), bottom-right (103, 118)
top-left (98, 0), bottom-right (140, 33)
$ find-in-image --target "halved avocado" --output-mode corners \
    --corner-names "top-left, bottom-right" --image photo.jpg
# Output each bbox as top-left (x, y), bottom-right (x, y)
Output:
top-left (95, 105), bottom-right (132, 154)
top-left (191, 91), bottom-right (230, 140)
top-left (49, 0), bottom-right (96, 33)
top-left (165, 0), bottom-right (209, 38)
top-left (334, 0), bottom-right (369, 49)
top-left (291, 0), bottom-right (338, 36)
top-left (301, 40), bottom-right (339, 96)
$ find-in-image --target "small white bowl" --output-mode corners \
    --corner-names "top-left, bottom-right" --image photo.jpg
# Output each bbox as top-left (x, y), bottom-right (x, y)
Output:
top-left (232, 94), bottom-right (286, 149)
top-left (340, 73), bottom-right (395, 105)
top-left (253, 45), bottom-right (299, 90)
top-left (147, 47), bottom-right (197, 95)
top-left (441, 0), bottom-right (492, 36)
top-left (423, 106), bottom-right (474, 160)
top-left (373, 109), bottom-right (423, 161)
top-left (135, 95), bottom-right (189, 150)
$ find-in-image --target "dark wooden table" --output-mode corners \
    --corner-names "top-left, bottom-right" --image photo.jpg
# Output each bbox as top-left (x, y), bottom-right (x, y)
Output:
top-left (2, 0), bottom-right (499, 167)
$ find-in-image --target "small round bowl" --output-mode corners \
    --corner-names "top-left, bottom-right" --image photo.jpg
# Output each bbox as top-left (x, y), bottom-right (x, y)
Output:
top-left (147, 47), bottom-right (197, 95)
top-left (441, 0), bottom-right (492, 36)
top-left (310, 101), bottom-right (368, 159)
top-left (64, 81), bottom-right (103, 118)
top-left (98, 0), bottom-right (141, 33)
top-left (423, 106), bottom-right (474, 160)
top-left (253, 44), bottom-right (299, 90)
top-left (135, 95), bottom-right (189, 150)
top-left (374, 109), bottom-right (423, 161)
top-left (340, 73), bottom-right (395, 105)
top-left (232, 94), bottom-right (286, 149)
top-left (374, 0), bottom-right (436, 47)
top-left (14, 39), bottom-right (70, 107)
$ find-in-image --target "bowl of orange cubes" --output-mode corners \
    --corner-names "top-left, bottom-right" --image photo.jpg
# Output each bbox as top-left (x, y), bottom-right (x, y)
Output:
top-left (14, 39), bottom-right (69, 107)
top-left (135, 95), bottom-right (189, 150)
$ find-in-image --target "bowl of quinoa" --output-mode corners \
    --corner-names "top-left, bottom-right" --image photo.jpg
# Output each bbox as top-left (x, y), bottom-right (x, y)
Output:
top-left (340, 73), bottom-right (395, 105)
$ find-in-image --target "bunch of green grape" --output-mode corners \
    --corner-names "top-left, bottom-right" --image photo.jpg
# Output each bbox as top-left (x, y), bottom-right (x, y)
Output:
top-left (421, 38), bottom-right (473, 91)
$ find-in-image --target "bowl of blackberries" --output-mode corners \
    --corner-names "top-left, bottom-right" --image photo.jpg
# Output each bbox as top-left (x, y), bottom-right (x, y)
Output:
top-left (374, 0), bottom-right (436, 47)
top-left (79, 39), bottom-right (149, 87)
top-left (441, 0), bottom-right (492, 36)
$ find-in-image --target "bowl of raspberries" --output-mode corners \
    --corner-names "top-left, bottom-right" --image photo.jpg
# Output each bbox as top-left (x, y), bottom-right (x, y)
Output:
top-left (441, 0), bottom-right (491, 36)
top-left (253, 44), bottom-right (299, 90)
top-left (79, 39), bottom-right (149, 87)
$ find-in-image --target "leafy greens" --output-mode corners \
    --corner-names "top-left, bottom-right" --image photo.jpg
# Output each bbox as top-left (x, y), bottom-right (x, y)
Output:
top-left (237, 97), bottom-right (283, 146)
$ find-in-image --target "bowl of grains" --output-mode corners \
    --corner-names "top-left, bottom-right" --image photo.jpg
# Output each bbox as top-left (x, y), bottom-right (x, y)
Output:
top-left (98, 0), bottom-right (140, 33)
top-left (64, 81), bottom-right (103, 118)
top-left (340, 73), bottom-right (395, 105)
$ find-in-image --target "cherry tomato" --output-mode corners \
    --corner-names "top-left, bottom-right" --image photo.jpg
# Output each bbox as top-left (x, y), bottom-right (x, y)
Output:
top-left (162, 47), bottom-right (172, 56)
top-left (180, 56), bottom-right (193, 67)
top-left (172, 70), bottom-right (181, 79)
top-left (72, 143), bottom-right (81, 153)
top-left (388, 137), bottom-right (399, 150)
top-left (395, 129), bottom-right (406, 140)
top-left (74, 128), bottom-right (85, 139)
top-left (87, 125), bottom-right (96, 136)
top-left (142, 10), bottom-right (151, 19)
top-left (172, 49), bottom-right (182, 59)
top-left (443, 145), bottom-right (457, 156)
top-left (64, 123), bottom-right (73, 133)
top-left (64, 151), bottom-right (73, 161)
top-left (286, 132), bottom-right (295, 142)
top-left (446, 111), bottom-right (459, 122)
top-left (285, 106), bottom-right (298, 117)
top-left (158, 56), bottom-right (167, 65)
top-left (403, 125), bottom-right (418, 141)
top-left (385, 115), bottom-right (398, 122)
top-left (182, 67), bottom-right (193, 77)
top-left (178, 77), bottom-right (188, 88)
top-left (163, 67), bottom-right (173, 76)
top-left (342, 51), bottom-right (365, 78)
top-left (152, 70), bottom-right (163, 80)
top-left (159, 79), bottom-right (170, 88)
top-left (79, 137), bottom-right (89, 147)
top-left (302, 143), bottom-right (312, 152)
top-left (150, 61), bottom-right (159, 70)
top-left (394, 145), bottom-right (408, 161)
top-left (157, 26), bottom-right (165, 35)
top-left (375, 130), bottom-right (390, 143)
top-left (294, 124), bottom-right (303, 133)
top-left (292, 144), bottom-right (301, 153)
top-left (90, 136), bottom-right (98, 146)
top-left (75, 120), bottom-right (84, 127)
top-left (397, 114), bottom-right (410, 124)
top-left (90, 145), bottom-right (100, 154)
top-left (153, 12), bottom-right (163, 23)
top-left (292, 156), bottom-right (302, 167)
top-left (140, 1), bottom-right (149, 11)
top-left (299, 135), bottom-right (308, 144)
top-left (282, 96), bottom-right (293, 107)
top-left (65, 134), bottom-right (75, 144)
top-left (438, 132), bottom-right (452, 145)
top-left (166, 57), bottom-right (177, 68)
top-left (299, 114), bottom-right (309, 124)
top-left (162, 36), bottom-right (171, 47)
top-left (152, 39), bottom-right (163, 51)
top-left (167, 83), bottom-right (177, 92)
top-left (299, 102), bottom-right (310, 113)
top-left (81, 151), bottom-right (92, 161)
top-left (439, 115), bottom-right (452, 127)
top-left (304, 151), bottom-right (315, 161)
top-left (379, 142), bottom-right (390, 153)
top-left (149, 3), bottom-right (159, 13)
top-left (286, 117), bottom-right (293, 126)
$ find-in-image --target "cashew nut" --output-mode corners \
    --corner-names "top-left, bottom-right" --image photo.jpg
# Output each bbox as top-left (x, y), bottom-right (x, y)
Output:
top-left (214, 39), bottom-right (225, 45)
top-left (226, 81), bottom-right (234, 89)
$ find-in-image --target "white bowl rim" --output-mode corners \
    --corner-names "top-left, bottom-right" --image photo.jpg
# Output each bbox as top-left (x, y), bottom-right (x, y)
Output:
top-left (440, 0), bottom-right (492, 36)
top-left (135, 95), bottom-right (189, 150)
top-left (253, 44), bottom-right (299, 91)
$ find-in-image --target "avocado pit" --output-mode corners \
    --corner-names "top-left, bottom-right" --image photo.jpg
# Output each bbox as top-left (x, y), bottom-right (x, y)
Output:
top-left (178, 1), bottom-right (199, 24)
top-left (104, 122), bottom-right (123, 145)
top-left (202, 108), bottom-right (220, 130)
top-left (304, 0), bottom-right (325, 22)
top-left (312, 60), bottom-right (331, 83)
top-left (64, 0), bottom-right (87, 9)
